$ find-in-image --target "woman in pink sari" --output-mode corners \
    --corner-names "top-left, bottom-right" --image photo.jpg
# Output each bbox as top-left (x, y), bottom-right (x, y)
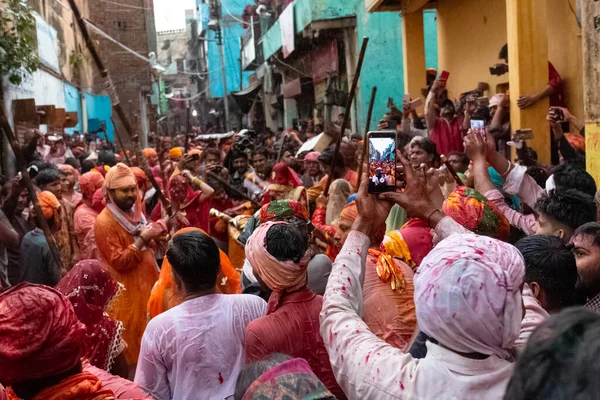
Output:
top-left (55, 260), bottom-right (129, 378)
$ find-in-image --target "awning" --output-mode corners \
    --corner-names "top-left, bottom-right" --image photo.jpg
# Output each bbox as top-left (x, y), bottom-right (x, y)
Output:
top-left (233, 79), bottom-right (263, 114)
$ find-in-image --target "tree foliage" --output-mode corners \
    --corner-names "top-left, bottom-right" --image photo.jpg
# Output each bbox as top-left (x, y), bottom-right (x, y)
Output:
top-left (0, 0), bottom-right (39, 85)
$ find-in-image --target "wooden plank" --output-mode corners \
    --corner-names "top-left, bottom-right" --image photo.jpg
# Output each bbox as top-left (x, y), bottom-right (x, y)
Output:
top-left (12, 99), bottom-right (39, 145)
top-left (505, 0), bottom-right (550, 165)
top-left (64, 112), bottom-right (79, 128)
top-left (581, 1), bottom-right (600, 185)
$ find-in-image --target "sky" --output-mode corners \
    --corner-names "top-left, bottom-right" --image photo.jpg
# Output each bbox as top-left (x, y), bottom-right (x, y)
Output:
top-left (370, 137), bottom-right (395, 156)
top-left (153, 0), bottom-right (196, 32)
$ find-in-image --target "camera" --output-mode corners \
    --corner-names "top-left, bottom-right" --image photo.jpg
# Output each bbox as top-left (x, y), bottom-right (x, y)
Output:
top-left (489, 63), bottom-right (509, 76)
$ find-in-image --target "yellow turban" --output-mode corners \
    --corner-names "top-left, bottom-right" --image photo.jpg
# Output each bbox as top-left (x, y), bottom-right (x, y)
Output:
top-left (169, 147), bottom-right (183, 160)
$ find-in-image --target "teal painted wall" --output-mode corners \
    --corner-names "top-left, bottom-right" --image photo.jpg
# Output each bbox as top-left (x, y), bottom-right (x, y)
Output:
top-left (424, 10), bottom-right (438, 70)
top-left (355, 6), bottom-right (438, 135)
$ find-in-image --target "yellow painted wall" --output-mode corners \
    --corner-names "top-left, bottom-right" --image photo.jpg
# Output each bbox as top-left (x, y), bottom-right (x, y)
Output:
top-left (435, 0), bottom-right (583, 120)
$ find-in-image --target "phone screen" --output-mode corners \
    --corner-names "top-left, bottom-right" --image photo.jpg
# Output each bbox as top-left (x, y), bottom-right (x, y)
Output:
top-left (368, 132), bottom-right (396, 194)
top-left (470, 119), bottom-right (485, 135)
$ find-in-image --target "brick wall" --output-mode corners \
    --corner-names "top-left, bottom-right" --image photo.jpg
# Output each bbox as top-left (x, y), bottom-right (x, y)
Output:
top-left (87, 0), bottom-right (155, 144)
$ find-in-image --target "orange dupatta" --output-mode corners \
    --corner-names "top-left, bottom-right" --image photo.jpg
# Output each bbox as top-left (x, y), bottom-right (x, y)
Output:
top-left (147, 227), bottom-right (241, 320)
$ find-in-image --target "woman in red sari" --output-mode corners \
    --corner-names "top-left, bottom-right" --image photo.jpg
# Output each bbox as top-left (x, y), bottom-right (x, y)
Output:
top-left (151, 172), bottom-right (214, 232)
top-left (55, 260), bottom-right (128, 378)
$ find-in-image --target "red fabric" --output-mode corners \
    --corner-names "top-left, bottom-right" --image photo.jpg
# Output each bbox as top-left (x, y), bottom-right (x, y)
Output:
top-left (245, 289), bottom-right (345, 399)
top-left (55, 261), bottom-right (124, 372)
top-left (429, 116), bottom-right (464, 156)
top-left (399, 219), bottom-right (434, 267)
top-left (311, 206), bottom-right (339, 262)
top-left (269, 162), bottom-right (302, 187)
top-left (548, 62), bottom-right (564, 107)
top-left (5, 372), bottom-right (115, 400)
top-left (82, 360), bottom-right (155, 399)
top-left (208, 196), bottom-right (234, 243)
top-left (0, 283), bottom-right (87, 386)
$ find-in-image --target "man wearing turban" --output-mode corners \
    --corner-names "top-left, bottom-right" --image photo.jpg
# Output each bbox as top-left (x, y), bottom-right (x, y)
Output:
top-left (244, 222), bottom-right (344, 398)
top-left (17, 192), bottom-right (62, 286)
top-left (94, 163), bottom-right (169, 366)
top-left (74, 172), bottom-right (105, 259)
top-left (0, 283), bottom-right (153, 399)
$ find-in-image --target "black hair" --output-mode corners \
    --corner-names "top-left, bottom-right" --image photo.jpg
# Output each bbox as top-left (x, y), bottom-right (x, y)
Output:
top-left (410, 136), bottom-right (438, 156)
top-left (447, 151), bottom-right (470, 167)
top-left (514, 235), bottom-right (578, 311)
top-left (572, 222), bottom-right (600, 247)
top-left (98, 151), bottom-right (116, 167)
top-left (504, 308), bottom-right (600, 400)
top-left (234, 354), bottom-right (292, 400)
top-left (35, 168), bottom-right (61, 188)
top-left (535, 189), bottom-right (597, 231)
top-left (204, 147), bottom-right (221, 160)
top-left (315, 123), bottom-right (324, 130)
top-left (231, 151), bottom-right (248, 161)
top-left (81, 159), bottom-right (97, 174)
top-left (351, 133), bottom-right (363, 141)
top-left (526, 166), bottom-right (550, 189)
top-left (64, 157), bottom-right (79, 170)
top-left (318, 147), bottom-right (345, 169)
top-left (166, 231), bottom-right (220, 293)
top-left (552, 163), bottom-right (597, 197)
top-left (499, 43), bottom-right (508, 62)
top-left (252, 147), bottom-right (268, 158)
top-left (265, 224), bottom-right (308, 264)
top-left (397, 132), bottom-right (413, 153)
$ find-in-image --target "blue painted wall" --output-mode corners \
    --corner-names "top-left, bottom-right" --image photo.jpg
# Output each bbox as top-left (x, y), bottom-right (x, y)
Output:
top-left (63, 84), bottom-right (82, 135)
top-left (205, 0), bottom-right (254, 98)
top-left (85, 93), bottom-right (114, 142)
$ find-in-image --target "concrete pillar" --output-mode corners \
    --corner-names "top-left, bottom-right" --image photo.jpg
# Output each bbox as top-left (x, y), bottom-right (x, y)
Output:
top-left (505, 0), bottom-right (550, 165)
top-left (581, 1), bottom-right (600, 184)
top-left (343, 27), bottom-right (359, 134)
top-left (402, 10), bottom-right (426, 112)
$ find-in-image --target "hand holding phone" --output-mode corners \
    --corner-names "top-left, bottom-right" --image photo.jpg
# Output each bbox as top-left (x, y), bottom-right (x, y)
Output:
top-left (470, 119), bottom-right (485, 136)
top-left (367, 132), bottom-right (397, 194)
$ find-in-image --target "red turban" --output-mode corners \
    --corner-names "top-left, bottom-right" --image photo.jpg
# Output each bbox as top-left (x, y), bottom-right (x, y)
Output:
top-left (79, 172), bottom-right (105, 200)
top-left (130, 166), bottom-right (148, 189)
top-left (92, 188), bottom-right (105, 213)
top-left (0, 283), bottom-right (87, 385)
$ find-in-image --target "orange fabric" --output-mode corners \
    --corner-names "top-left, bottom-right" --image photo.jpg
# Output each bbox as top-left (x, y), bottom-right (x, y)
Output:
top-left (93, 207), bottom-right (159, 365)
top-left (5, 373), bottom-right (115, 400)
top-left (362, 251), bottom-right (417, 351)
top-left (340, 201), bottom-right (357, 222)
top-left (130, 167), bottom-right (147, 188)
top-left (37, 191), bottom-right (60, 222)
top-left (168, 147), bottom-right (182, 159)
top-left (147, 227), bottom-right (241, 320)
top-left (142, 148), bottom-right (157, 158)
top-left (310, 170), bottom-right (359, 202)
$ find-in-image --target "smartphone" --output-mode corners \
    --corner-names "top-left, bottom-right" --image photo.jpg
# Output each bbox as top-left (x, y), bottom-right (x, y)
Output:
top-left (410, 98), bottom-right (422, 109)
top-left (439, 71), bottom-right (450, 81)
top-left (512, 129), bottom-right (534, 141)
top-left (368, 131), bottom-right (397, 194)
top-left (551, 107), bottom-right (564, 121)
top-left (470, 119), bottom-right (485, 135)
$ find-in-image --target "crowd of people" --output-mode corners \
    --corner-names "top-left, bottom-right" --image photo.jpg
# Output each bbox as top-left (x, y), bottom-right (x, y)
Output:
top-left (1, 49), bottom-right (599, 399)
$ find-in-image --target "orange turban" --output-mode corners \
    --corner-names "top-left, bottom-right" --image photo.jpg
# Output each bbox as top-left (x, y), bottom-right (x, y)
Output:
top-left (103, 163), bottom-right (136, 193)
top-left (37, 191), bottom-right (60, 223)
top-left (142, 148), bottom-right (157, 158)
top-left (169, 147), bottom-right (183, 160)
top-left (79, 172), bottom-right (105, 200)
top-left (340, 201), bottom-right (358, 223)
top-left (130, 167), bottom-right (148, 189)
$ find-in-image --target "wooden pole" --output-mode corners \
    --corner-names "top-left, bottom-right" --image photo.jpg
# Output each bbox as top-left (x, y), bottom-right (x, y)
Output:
top-left (66, 0), bottom-right (172, 215)
top-left (111, 118), bottom-right (131, 165)
top-left (355, 86), bottom-right (377, 191)
top-left (207, 171), bottom-right (261, 209)
top-left (276, 133), bottom-right (288, 163)
top-left (0, 105), bottom-right (65, 273)
top-left (184, 104), bottom-right (191, 153)
top-left (324, 37), bottom-right (369, 195)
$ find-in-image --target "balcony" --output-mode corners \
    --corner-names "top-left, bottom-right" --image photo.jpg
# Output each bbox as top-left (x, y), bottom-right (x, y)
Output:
top-left (241, 16), bottom-right (264, 71)
top-left (366, 0), bottom-right (431, 13)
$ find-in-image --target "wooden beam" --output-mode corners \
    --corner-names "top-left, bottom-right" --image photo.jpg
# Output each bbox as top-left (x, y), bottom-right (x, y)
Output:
top-left (581, 1), bottom-right (600, 185)
top-left (505, 0), bottom-right (550, 165)
top-left (402, 9), bottom-right (426, 113)
top-left (366, 0), bottom-right (429, 14)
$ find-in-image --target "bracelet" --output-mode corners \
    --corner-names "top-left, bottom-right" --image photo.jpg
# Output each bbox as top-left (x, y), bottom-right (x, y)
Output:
top-left (501, 160), bottom-right (512, 176)
top-left (426, 209), bottom-right (442, 227)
